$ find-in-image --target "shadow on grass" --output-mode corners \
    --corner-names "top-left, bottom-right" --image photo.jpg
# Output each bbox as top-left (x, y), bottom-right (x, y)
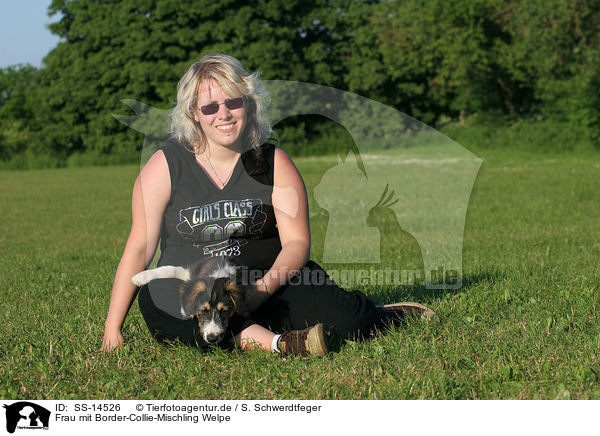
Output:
top-left (371, 270), bottom-right (505, 303)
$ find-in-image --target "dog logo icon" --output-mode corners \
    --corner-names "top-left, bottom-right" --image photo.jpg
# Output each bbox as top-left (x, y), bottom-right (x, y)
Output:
top-left (2, 402), bottom-right (50, 434)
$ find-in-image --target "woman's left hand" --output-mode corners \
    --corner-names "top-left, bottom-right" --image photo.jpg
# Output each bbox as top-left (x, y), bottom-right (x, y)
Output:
top-left (246, 283), bottom-right (268, 313)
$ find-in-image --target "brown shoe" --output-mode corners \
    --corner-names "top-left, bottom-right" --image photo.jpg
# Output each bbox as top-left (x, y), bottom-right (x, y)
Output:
top-left (277, 324), bottom-right (328, 357)
top-left (379, 302), bottom-right (436, 320)
top-left (374, 302), bottom-right (436, 330)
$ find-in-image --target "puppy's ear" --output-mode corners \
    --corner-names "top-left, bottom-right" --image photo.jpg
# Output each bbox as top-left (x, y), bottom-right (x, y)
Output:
top-left (224, 280), bottom-right (252, 317)
top-left (178, 280), bottom-right (207, 318)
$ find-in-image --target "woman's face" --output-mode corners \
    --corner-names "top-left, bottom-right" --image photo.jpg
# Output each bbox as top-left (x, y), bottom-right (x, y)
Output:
top-left (194, 80), bottom-right (247, 151)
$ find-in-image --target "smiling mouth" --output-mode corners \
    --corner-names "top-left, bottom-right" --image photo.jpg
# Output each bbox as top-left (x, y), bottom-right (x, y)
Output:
top-left (216, 123), bottom-right (235, 132)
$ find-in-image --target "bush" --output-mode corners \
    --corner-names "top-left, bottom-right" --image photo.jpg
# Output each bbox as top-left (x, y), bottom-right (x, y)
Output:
top-left (441, 115), bottom-right (597, 154)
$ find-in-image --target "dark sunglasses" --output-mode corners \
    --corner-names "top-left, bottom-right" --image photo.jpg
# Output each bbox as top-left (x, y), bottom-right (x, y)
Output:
top-left (199, 97), bottom-right (244, 115)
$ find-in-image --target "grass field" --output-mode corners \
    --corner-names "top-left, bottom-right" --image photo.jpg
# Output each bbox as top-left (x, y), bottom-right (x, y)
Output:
top-left (1, 147), bottom-right (599, 400)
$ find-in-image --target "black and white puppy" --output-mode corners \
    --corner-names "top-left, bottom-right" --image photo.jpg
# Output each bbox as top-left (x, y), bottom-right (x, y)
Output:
top-left (131, 258), bottom-right (251, 345)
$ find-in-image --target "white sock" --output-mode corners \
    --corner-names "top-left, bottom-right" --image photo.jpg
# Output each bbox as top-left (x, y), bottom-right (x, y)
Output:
top-left (271, 334), bottom-right (282, 353)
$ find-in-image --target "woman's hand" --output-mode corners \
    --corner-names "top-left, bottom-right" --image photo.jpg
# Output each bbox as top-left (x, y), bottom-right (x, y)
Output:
top-left (101, 328), bottom-right (124, 352)
top-left (246, 283), bottom-right (267, 313)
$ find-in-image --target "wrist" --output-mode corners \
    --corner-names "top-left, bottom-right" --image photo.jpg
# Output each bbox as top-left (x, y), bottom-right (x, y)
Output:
top-left (260, 278), bottom-right (270, 304)
top-left (104, 319), bottom-right (123, 333)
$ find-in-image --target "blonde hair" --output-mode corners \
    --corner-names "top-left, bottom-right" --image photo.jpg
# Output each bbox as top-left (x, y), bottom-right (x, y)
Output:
top-left (170, 54), bottom-right (273, 153)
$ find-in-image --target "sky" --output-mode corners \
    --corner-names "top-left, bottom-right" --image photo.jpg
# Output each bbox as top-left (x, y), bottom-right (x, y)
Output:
top-left (0, 0), bottom-right (62, 68)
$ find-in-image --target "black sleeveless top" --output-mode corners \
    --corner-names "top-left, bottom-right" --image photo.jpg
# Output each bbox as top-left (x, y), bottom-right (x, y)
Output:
top-left (157, 139), bottom-right (282, 271)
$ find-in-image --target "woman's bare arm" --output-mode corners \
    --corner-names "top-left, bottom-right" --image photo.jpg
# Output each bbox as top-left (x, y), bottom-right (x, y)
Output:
top-left (101, 151), bottom-right (171, 351)
top-left (249, 148), bottom-right (311, 308)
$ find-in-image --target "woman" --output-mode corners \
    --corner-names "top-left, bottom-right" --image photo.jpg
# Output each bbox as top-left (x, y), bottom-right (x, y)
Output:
top-left (101, 54), bottom-right (431, 356)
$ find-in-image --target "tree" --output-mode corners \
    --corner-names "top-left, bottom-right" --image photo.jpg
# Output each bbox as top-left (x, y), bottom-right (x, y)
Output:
top-left (4, 0), bottom-right (599, 164)
top-left (497, 0), bottom-right (600, 137)
top-left (364, 0), bottom-right (524, 123)
top-left (0, 64), bottom-right (38, 160)
top-left (32, 0), bottom-right (345, 159)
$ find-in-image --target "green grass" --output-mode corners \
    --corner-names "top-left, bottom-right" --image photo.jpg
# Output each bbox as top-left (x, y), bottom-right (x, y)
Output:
top-left (1, 148), bottom-right (600, 399)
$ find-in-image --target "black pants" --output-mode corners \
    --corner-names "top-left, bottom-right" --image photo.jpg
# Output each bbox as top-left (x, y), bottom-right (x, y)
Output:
top-left (138, 261), bottom-right (378, 348)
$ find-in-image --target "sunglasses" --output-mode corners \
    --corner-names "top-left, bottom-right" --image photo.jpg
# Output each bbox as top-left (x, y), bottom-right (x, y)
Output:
top-left (198, 97), bottom-right (245, 115)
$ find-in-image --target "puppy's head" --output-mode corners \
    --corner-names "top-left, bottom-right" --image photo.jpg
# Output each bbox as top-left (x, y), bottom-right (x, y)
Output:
top-left (179, 277), bottom-right (251, 344)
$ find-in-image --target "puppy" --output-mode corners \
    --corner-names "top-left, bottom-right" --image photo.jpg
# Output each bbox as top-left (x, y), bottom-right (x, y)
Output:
top-left (131, 258), bottom-right (251, 345)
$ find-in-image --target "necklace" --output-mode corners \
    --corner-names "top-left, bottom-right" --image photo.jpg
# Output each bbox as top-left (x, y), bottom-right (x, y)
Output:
top-left (201, 151), bottom-right (236, 189)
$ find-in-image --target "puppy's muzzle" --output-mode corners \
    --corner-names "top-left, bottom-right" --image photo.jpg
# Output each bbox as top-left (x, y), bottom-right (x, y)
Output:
top-left (202, 319), bottom-right (225, 344)
top-left (205, 332), bottom-right (223, 344)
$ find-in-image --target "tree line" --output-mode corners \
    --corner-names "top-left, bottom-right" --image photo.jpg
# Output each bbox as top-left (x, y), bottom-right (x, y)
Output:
top-left (1, 0), bottom-right (599, 167)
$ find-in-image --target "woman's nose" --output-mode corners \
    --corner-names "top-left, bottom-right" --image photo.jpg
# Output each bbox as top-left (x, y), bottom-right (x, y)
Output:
top-left (217, 103), bottom-right (232, 117)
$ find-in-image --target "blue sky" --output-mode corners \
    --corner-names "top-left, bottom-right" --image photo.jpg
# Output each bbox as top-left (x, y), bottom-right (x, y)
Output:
top-left (0, 0), bottom-right (62, 68)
